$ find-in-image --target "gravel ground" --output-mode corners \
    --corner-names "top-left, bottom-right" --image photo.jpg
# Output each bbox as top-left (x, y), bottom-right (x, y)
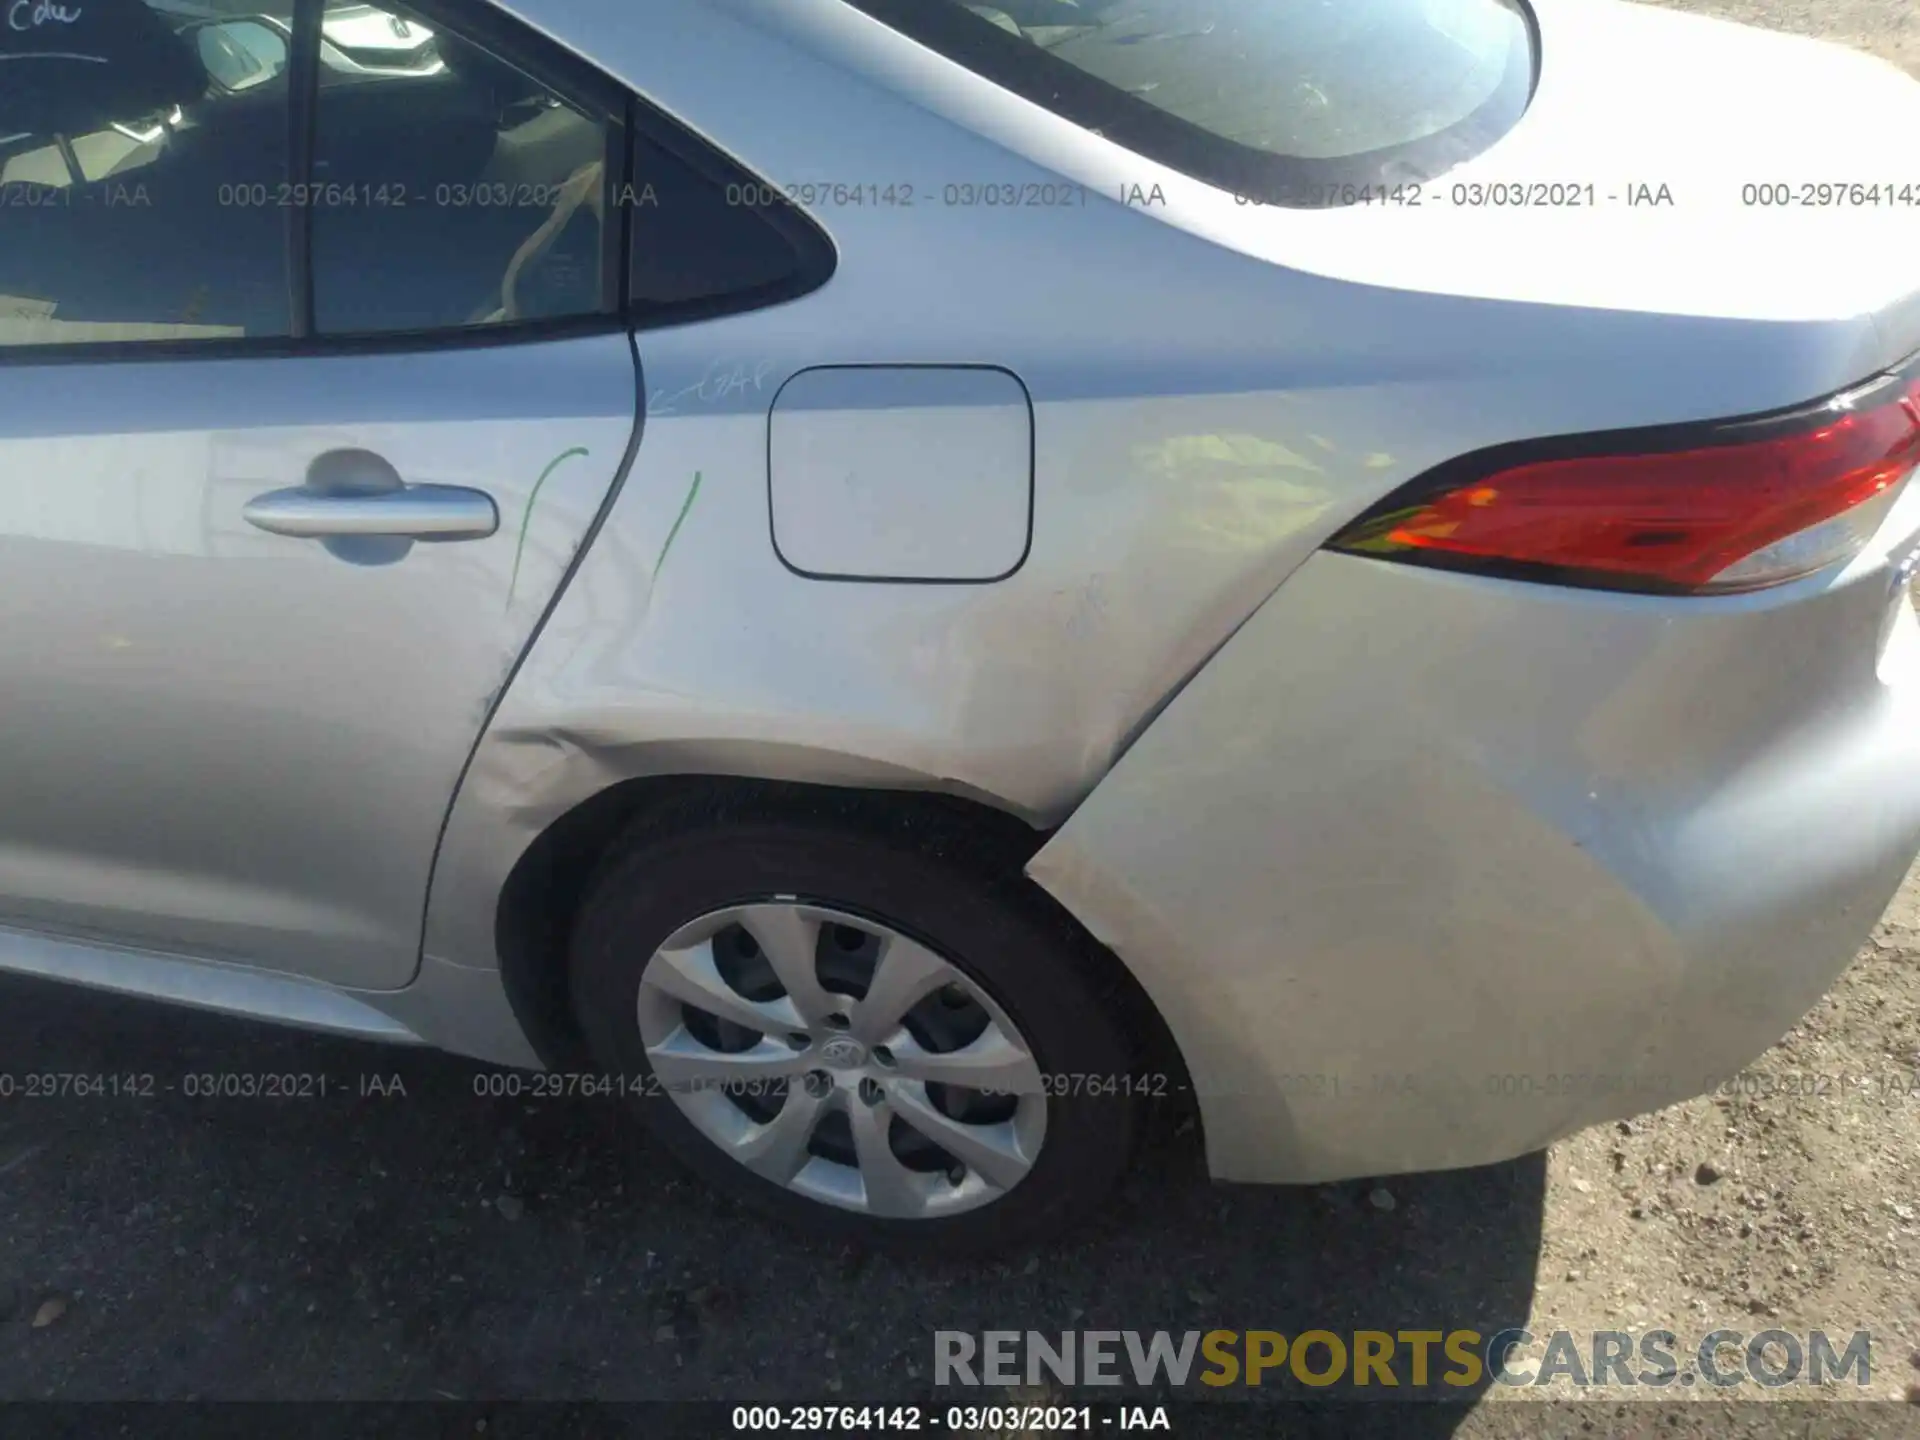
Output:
top-left (5, 4), bottom-right (1920, 1435)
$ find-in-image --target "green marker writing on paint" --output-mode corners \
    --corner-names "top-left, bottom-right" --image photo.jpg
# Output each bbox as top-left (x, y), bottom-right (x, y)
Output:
top-left (506, 446), bottom-right (590, 609)
top-left (655, 470), bottom-right (703, 577)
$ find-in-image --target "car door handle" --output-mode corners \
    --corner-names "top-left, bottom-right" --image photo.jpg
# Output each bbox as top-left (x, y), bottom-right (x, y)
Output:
top-left (242, 484), bottom-right (500, 541)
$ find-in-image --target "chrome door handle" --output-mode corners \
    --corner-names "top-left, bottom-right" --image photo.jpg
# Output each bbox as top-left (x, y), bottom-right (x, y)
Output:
top-left (243, 483), bottom-right (499, 541)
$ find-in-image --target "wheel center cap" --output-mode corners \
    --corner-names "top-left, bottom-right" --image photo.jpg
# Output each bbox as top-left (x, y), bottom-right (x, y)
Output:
top-left (819, 1036), bottom-right (868, 1070)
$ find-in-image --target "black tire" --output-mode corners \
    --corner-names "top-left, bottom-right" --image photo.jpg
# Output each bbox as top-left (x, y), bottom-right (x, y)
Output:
top-left (567, 795), bottom-right (1139, 1254)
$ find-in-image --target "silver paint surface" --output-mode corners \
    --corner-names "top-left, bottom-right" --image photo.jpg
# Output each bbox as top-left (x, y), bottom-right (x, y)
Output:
top-left (0, 338), bottom-right (637, 990)
top-left (1031, 530), bottom-right (1920, 1181)
top-left (5, 0), bottom-right (1920, 1185)
top-left (768, 366), bottom-right (1033, 581)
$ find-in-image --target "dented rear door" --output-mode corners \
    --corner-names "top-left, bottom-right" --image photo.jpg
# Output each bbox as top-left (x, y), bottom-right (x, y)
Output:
top-left (0, 0), bottom-right (638, 990)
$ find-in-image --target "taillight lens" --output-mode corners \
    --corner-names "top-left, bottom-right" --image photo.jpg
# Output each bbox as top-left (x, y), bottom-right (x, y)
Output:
top-left (1329, 374), bottom-right (1920, 594)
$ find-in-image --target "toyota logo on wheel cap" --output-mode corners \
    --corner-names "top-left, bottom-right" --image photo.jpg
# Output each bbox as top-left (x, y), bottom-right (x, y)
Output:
top-left (819, 1037), bottom-right (868, 1070)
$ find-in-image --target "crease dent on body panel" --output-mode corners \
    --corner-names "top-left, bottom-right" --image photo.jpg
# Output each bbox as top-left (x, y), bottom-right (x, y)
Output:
top-left (474, 721), bottom-right (1029, 827)
top-left (506, 446), bottom-right (591, 610)
top-left (1024, 832), bottom-right (1312, 1177)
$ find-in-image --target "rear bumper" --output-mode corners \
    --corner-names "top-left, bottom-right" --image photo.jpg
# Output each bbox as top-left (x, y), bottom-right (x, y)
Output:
top-left (1029, 501), bottom-right (1920, 1184)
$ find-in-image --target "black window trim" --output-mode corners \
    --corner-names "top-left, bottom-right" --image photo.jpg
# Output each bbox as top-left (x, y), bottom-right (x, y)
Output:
top-left (0, 0), bottom-right (832, 366)
top-left (622, 94), bottom-right (837, 335)
top-left (286, 0), bottom-right (322, 339)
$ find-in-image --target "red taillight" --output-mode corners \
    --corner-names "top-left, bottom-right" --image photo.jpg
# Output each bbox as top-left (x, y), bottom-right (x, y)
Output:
top-left (1330, 375), bottom-right (1920, 593)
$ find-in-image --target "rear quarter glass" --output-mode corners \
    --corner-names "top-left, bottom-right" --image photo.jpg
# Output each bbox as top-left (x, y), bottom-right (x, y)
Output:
top-left (842, 0), bottom-right (1537, 205)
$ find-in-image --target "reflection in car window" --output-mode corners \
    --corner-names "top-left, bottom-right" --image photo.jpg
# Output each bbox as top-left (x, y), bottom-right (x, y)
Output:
top-left (309, 2), bottom-right (615, 336)
top-left (0, 0), bottom-right (294, 345)
top-left (195, 19), bottom-right (290, 94)
top-left (844, 0), bottom-right (1536, 205)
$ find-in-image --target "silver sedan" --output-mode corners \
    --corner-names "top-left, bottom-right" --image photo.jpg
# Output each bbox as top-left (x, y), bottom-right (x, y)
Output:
top-left (2, 0), bottom-right (1918, 1251)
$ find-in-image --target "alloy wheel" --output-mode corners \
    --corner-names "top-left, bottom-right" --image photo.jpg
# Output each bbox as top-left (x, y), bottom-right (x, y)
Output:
top-left (635, 901), bottom-right (1047, 1218)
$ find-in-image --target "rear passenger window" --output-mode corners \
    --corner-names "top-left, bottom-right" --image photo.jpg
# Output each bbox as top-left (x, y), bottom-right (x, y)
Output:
top-left (0, 0), bottom-right (295, 345)
top-left (310, 1), bottom-right (619, 336)
top-left (0, 0), bottom-right (830, 353)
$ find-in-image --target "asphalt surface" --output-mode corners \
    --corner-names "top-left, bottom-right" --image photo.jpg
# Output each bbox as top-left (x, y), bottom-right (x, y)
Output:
top-left (0, 974), bottom-right (1547, 1418)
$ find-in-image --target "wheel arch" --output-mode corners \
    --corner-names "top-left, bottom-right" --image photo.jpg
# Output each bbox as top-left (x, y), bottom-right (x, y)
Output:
top-left (486, 771), bottom-right (1192, 1117)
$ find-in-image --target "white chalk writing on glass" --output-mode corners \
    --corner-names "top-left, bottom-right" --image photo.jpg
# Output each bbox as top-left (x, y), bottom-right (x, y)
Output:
top-left (8, 1), bottom-right (84, 33)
